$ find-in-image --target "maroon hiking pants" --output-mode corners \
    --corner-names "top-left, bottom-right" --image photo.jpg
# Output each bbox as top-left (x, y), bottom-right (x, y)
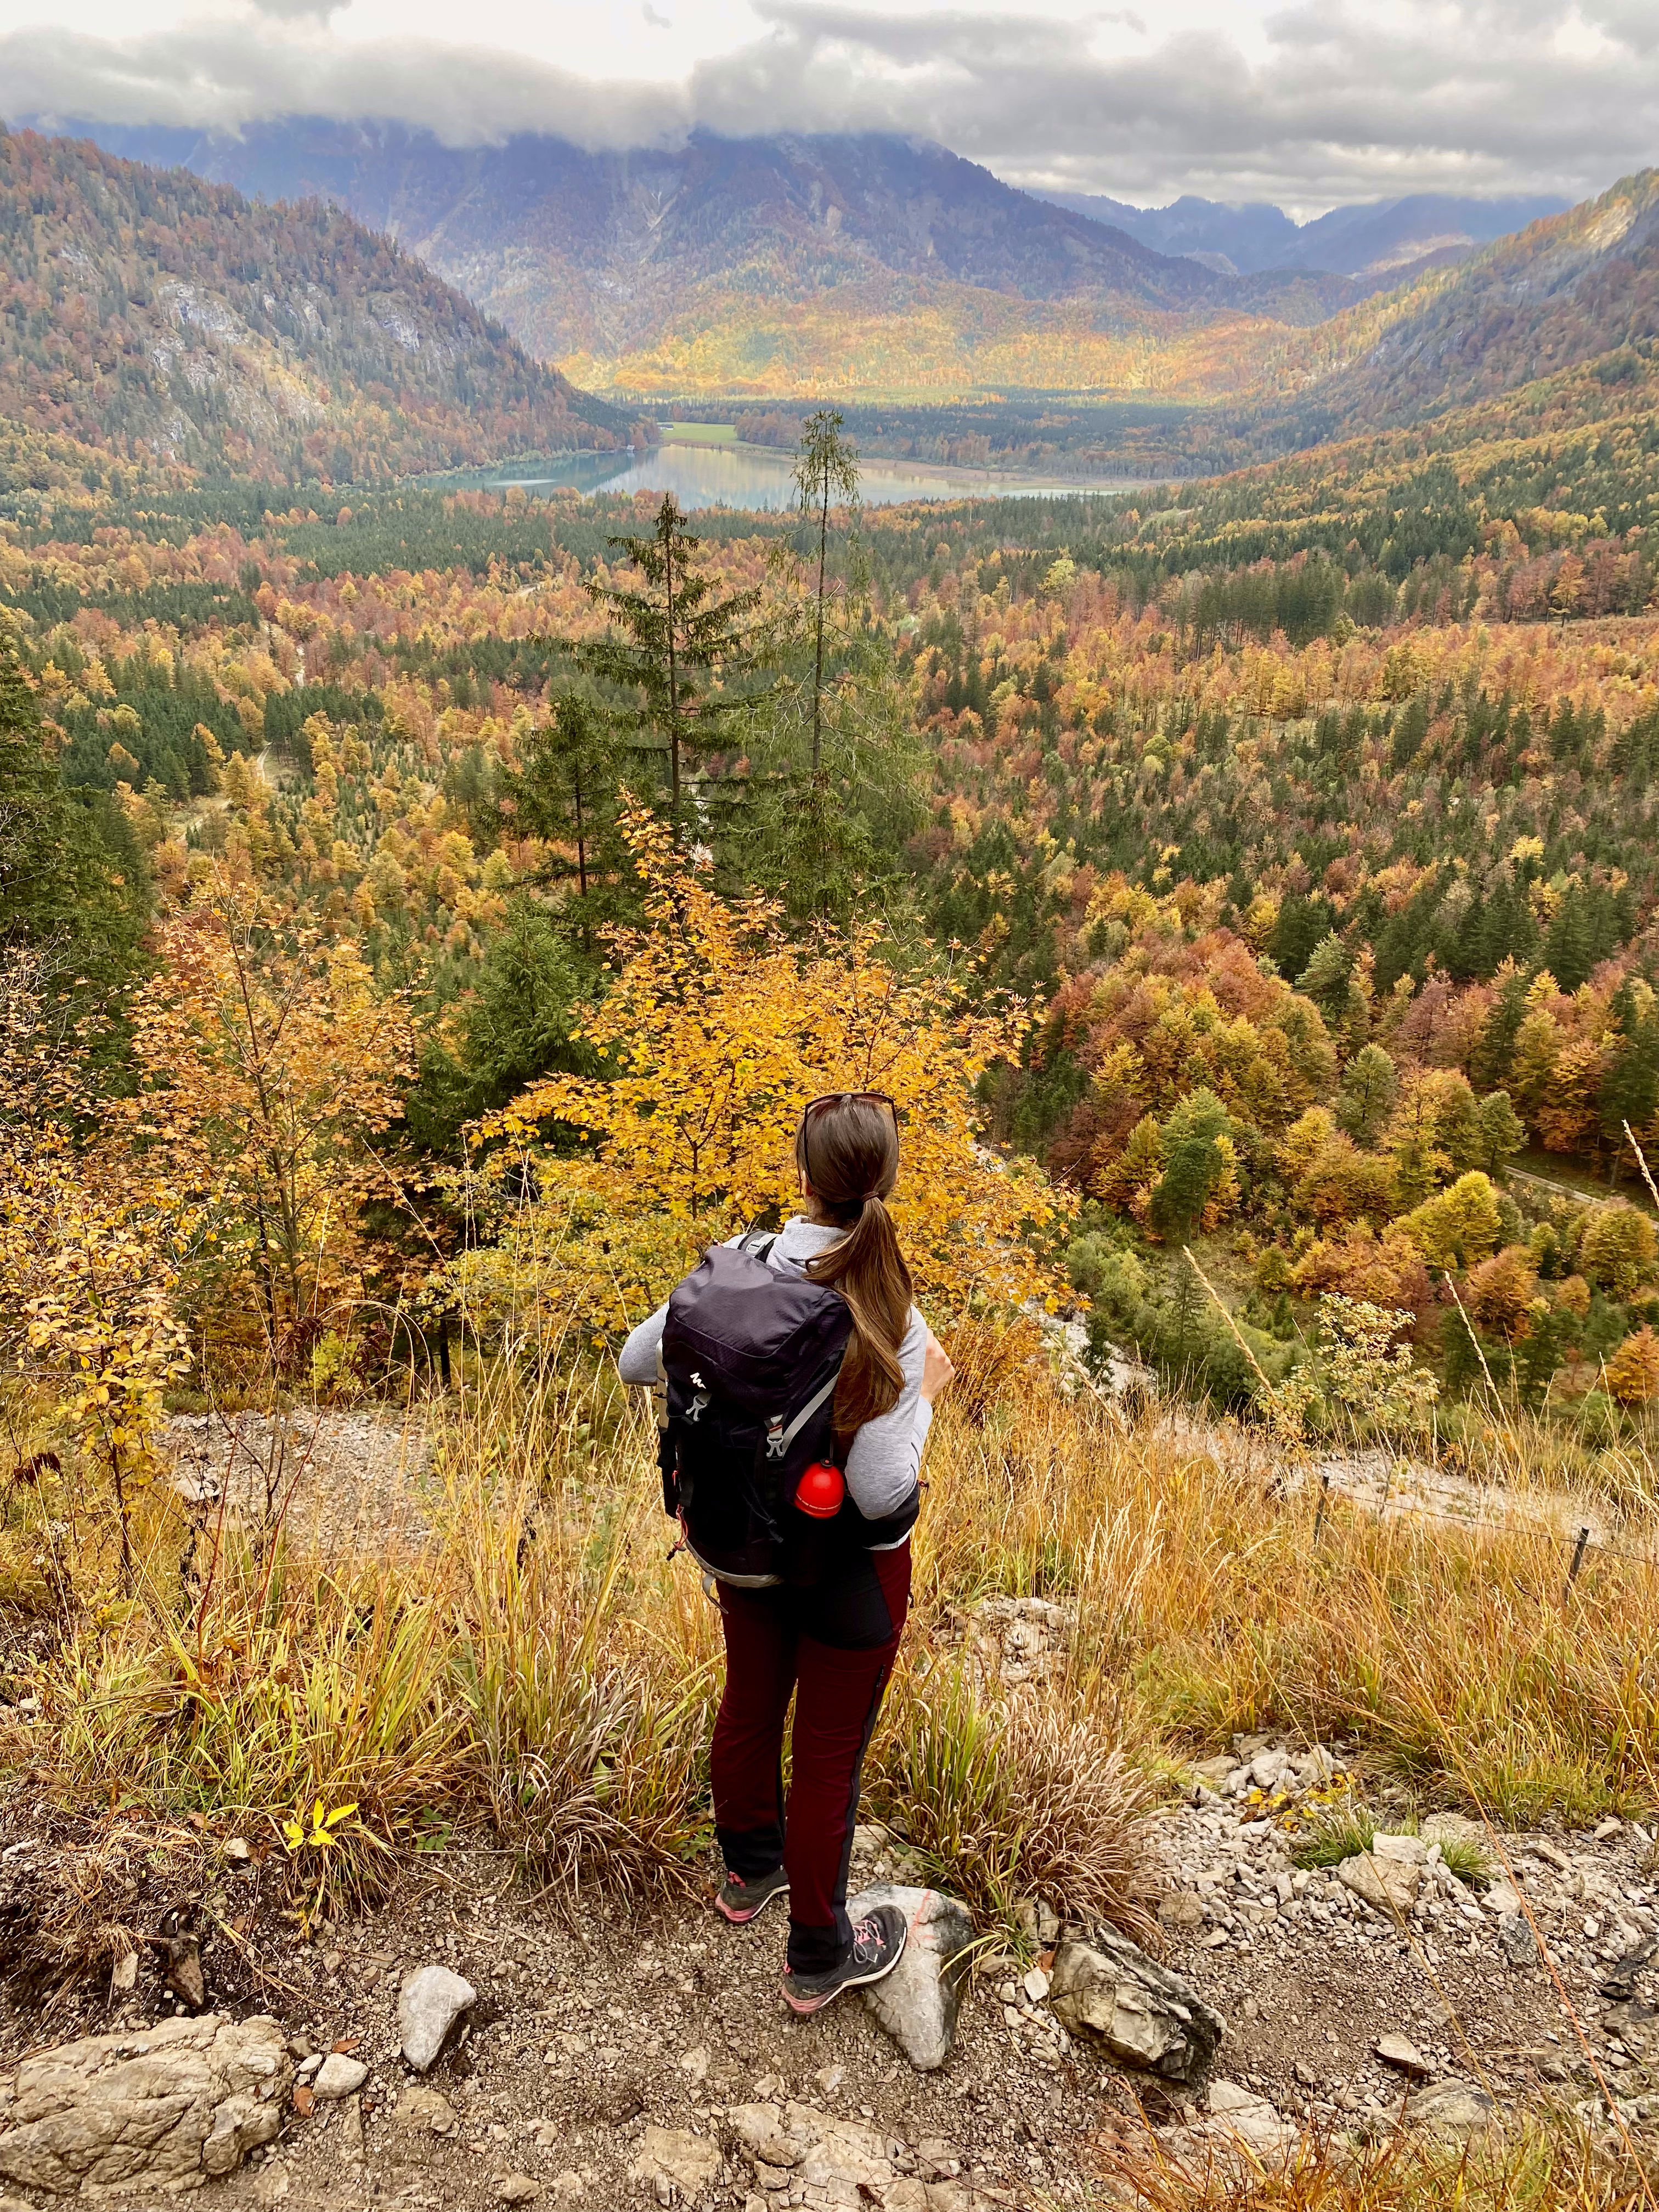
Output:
top-left (712, 1541), bottom-right (911, 1975)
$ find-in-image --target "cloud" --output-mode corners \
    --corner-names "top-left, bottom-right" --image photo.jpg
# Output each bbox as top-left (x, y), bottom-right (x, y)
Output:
top-left (3, 0), bottom-right (1657, 207)
top-left (3, 20), bottom-right (689, 148)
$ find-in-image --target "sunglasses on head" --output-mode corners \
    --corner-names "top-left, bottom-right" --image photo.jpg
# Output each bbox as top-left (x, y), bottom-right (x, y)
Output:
top-left (802, 1091), bottom-right (900, 1138)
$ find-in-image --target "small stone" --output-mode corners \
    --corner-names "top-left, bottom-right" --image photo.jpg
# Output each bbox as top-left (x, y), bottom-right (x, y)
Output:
top-left (1376, 2033), bottom-right (1432, 2077)
top-left (162, 1931), bottom-right (207, 2011)
top-left (392, 2084), bottom-right (456, 2135)
top-left (679, 2044), bottom-right (709, 2084)
top-left (850, 1884), bottom-right (975, 2072)
top-left (1594, 1818), bottom-right (1623, 1841)
top-left (313, 2053), bottom-right (368, 2101)
top-left (814, 2064), bottom-right (844, 2097)
top-left (338, 2096), bottom-right (364, 2154)
top-left (1159, 1892), bottom-right (1205, 1929)
top-left (110, 1948), bottom-right (139, 1995)
top-left (1405, 2079), bottom-right (1496, 2137)
top-left (1205, 2079), bottom-right (1298, 2155)
top-left (1483, 1880), bottom-right (1522, 1918)
top-left (224, 1836), bottom-right (252, 1863)
top-left (1208, 2079), bottom-right (1265, 2113)
top-left (629, 2127), bottom-right (721, 2199)
top-left (1022, 1966), bottom-right (1051, 2004)
top-left (1013, 1898), bottom-right (1061, 1946)
top-left (1338, 1851), bottom-right (1420, 1914)
top-left (496, 2177), bottom-right (541, 2205)
top-left (251, 2159), bottom-right (290, 2204)
top-left (398, 1963), bottom-right (477, 2073)
top-left (1498, 1914), bottom-right (1540, 1966)
top-left (1371, 1833), bottom-right (1428, 1865)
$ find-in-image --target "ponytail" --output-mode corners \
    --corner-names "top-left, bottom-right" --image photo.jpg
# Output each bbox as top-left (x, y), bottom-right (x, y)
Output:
top-left (795, 1097), bottom-right (913, 1435)
top-left (806, 1193), bottom-right (913, 1432)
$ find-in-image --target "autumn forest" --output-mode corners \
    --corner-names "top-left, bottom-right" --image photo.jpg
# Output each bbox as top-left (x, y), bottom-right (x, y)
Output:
top-left (8, 115), bottom-right (1659, 2144)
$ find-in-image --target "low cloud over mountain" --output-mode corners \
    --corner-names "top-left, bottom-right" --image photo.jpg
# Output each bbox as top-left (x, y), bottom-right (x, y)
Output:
top-left (3, 0), bottom-right (1657, 211)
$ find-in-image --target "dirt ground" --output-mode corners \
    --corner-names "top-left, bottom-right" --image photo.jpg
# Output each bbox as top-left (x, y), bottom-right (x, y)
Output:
top-left (1, 1761), bottom-right (1654, 2212)
top-left (0, 1819), bottom-right (1132, 2211)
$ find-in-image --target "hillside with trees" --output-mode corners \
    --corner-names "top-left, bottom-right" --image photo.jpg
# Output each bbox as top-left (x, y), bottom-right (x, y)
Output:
top-left (1256, 170), bottom-right (1659, 449)
top-left (0, 128), bottom-right (634, 482)
top-left (62, 122), bottom-right (1370, 402)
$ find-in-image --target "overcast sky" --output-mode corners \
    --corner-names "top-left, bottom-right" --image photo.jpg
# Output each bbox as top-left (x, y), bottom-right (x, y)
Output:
top-left (1, 0), bottom-right (1654, 216)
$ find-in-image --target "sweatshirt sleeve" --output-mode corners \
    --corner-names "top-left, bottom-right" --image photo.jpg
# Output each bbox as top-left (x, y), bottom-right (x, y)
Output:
top-left (617, 1302), bottom-right (668, 1385)
top-left (843, 1308), bottom-right (933, 1521)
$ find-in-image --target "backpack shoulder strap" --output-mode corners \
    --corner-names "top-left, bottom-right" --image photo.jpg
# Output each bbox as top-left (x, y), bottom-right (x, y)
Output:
top-left (737, 1226), bottom-right (778, 1263)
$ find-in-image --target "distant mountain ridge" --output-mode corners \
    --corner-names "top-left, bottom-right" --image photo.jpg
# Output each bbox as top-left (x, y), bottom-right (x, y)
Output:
top-left (1039, 190), bottom-right (1569, 280)
top-left (1274, 170), bottom-right (1659, 440)
top-left (52, 120), bottom-right (1367, 399)
top-left (0, 126), bottom-right (632, 481)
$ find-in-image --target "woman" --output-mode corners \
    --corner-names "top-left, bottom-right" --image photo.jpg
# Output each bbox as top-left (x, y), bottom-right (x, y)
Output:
top-left (619, 1092), bottom-right (953, 2014)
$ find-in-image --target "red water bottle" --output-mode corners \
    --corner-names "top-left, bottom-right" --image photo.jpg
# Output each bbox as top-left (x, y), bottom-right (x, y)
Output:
top-left (794, 1461), bottom-right (845, 1518)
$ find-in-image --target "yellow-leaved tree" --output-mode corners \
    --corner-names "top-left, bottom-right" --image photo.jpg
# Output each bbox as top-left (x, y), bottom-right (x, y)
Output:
top-left (0, 950), bottom-right (191, 1585)
top-left (456, 808), bottom-right (1069, 1341)
top-left (119, 874), bottom-right (418, 1376)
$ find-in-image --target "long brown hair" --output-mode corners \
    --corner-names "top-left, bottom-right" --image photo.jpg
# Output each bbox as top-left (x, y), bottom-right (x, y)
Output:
top-left (795, 1096), bottom-right (913, 1434)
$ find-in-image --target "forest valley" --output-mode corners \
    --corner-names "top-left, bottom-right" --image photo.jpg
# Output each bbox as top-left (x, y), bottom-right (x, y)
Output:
top-left (9, 424), bottom-right (1659, 1500)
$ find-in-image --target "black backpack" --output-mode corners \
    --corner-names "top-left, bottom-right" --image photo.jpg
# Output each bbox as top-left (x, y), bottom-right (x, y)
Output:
top-left (658, 1233), bottom-right (852, 1585)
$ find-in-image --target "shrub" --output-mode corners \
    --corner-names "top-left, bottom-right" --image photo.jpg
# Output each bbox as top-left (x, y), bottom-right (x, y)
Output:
top-left (1605, 1324), bottom-right (1659, 1406)
top-left (1466, 1245), bottom-right (1542, 1341)
top-left (1581, 1202), bottom-right (1658, 1294)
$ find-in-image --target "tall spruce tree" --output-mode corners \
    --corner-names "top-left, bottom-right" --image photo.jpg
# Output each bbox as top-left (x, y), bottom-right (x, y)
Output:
top-left (579, 494), bottom-right (759, 812)
top-left (498, 694), bottom-right (629, 957)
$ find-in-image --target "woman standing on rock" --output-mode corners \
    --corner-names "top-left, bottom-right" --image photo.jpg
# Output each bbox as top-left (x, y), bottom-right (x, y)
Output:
top-left (619, 1092), bottom-right (954, 2014)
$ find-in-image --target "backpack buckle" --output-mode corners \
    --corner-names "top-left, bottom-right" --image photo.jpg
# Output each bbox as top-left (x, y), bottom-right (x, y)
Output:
top-left (686, 1391), bottom-right (709, 1425)
top-left (765, 1416), bottom-right (786, 1460)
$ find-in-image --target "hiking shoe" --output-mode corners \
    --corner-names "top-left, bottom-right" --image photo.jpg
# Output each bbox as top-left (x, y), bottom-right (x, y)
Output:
top-left (714, 1865), bottom-right (790, 1925)
top-left (781, 1904), bottom-right (907, 2015)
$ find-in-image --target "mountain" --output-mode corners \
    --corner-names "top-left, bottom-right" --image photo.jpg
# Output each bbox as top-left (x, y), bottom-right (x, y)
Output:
top-left (1041, 190), bottom-right (1567, 280)
top-left (55, 121), bottom-right (1362, 400)
top-left (0, 126), bottom-right (633, 481)
top-left (1276, 170), bottom-right (1659, 438)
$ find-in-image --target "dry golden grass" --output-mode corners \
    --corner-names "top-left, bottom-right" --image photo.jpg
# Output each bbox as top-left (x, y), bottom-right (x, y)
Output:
top-left (916, 1383), bottom-right (1659, 1828)
top-left (4, 1338), bottom-right (1657, 1973)
top-left (1102, 2115), bottom-right (1652, 2211)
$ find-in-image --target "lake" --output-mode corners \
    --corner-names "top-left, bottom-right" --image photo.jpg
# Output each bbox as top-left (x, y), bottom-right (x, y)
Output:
top-left (471, 441), bottom-right (1142, 511)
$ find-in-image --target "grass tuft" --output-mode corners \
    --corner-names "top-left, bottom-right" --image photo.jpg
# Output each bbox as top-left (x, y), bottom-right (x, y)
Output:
top-left (1293, 1807), bottom-right (1379, 1870)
